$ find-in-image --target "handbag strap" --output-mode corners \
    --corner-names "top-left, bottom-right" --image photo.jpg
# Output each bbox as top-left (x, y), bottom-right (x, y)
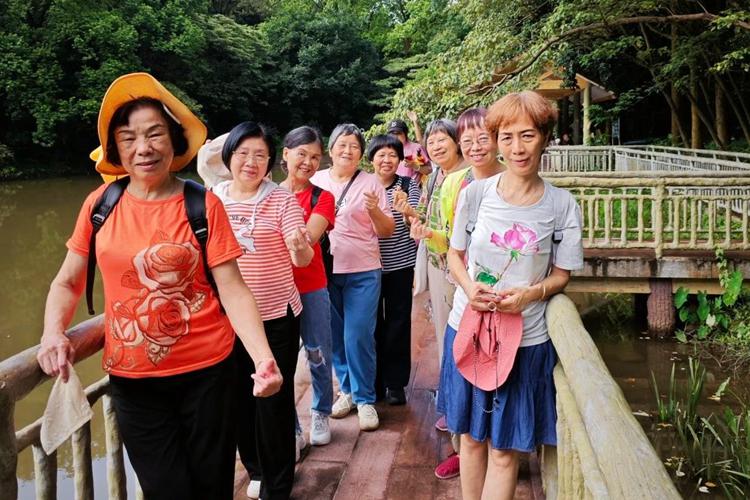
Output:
top-left (334, 169), bottom-right (361, 215)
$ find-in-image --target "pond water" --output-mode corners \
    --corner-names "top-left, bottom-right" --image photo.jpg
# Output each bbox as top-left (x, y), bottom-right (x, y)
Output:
top-left (584, 295), bottom-right (750, 499)
top-left (1, 177), bottom-right (747, 498)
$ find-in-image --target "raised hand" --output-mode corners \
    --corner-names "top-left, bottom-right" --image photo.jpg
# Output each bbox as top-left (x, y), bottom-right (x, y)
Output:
top-left (363, 190), bottom-right (379, 212)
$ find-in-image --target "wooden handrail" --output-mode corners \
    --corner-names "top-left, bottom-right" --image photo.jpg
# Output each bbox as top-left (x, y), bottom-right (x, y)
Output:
top-left (544, 294), bottom-right (681, 499)
top-left (0, 315), bottom-right (105, 500)
top-left (0, 315), bottom-right (105, 404)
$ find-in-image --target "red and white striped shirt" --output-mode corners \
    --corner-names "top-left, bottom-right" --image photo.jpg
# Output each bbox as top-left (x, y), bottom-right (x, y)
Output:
top-left (214, 180), bottom-right (305, 321)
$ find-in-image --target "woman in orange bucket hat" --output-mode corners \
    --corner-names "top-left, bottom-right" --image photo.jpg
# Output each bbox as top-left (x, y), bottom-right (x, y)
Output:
top-left (36, 73), bottom-right (282, 500)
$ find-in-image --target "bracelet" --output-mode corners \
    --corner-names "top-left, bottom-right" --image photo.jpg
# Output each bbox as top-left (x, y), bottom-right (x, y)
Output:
top-left (540, 283), bottom-right (547, 301)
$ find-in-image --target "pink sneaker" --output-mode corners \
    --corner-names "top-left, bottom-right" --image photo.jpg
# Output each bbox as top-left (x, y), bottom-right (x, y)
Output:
top-left (434, 415), bottom-right (448, 432)
top-left (434, 453), bottom-right (460, 479)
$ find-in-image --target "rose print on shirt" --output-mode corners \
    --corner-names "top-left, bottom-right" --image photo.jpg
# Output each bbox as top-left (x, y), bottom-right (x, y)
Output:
top-left (474, 223), bottom-right (540, 286)
top-left (107, 231), bottom-right (207, 367)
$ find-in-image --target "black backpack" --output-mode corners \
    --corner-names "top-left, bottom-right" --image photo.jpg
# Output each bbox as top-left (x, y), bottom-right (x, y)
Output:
top-left (85, 177), bottom-right (219, 314)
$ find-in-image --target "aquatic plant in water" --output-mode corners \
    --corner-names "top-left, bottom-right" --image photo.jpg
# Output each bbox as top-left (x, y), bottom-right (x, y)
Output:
top-left (651, 357), bottom-right (750, 497)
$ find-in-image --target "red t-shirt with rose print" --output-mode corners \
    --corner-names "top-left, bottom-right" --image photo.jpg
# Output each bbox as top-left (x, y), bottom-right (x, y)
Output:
top-left (67, 183), bottom-right (242, 378)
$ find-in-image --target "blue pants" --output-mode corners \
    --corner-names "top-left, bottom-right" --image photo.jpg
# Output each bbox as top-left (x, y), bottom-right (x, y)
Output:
top-left (299, 287), bottom-right (334, 415)
top-left (328, 269), bottom-right (381, 405)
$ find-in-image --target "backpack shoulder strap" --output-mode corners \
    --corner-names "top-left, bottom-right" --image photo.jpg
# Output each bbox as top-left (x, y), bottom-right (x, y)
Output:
top-left (311, 185), bottom-right (323, 210)
top-left (550, 182), bottom-right (565, 244)
top-left (86, 176), bottom-right (130, 315)
top-left (183, 179), bottom-right (221, 307)
top-left (464, 178), bottom-right (487, 238)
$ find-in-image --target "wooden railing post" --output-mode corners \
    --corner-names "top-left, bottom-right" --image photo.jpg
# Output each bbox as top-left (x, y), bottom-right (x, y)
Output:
top-left (654, 180), bottom-right (665, 258)
top-left (72, 422), bottom-right (94, 500)
top-left (103, 394), bottom-right (127, 500)
top-left (0, 393), bottom-right (17, 500)
top-left (32, 444), bottom-right (57, 500)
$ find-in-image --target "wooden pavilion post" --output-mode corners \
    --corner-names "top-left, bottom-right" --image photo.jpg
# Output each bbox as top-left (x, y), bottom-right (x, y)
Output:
top-left (583, 84), bottom-right (592, 146)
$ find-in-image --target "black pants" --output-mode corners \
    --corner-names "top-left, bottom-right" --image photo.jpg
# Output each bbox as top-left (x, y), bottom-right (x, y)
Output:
top-left (375, 266), bottom-right (414, 397)
top-left (109, 355), bottom-right (237, 500)
top-left (235, 306), bottom-right (300, 500)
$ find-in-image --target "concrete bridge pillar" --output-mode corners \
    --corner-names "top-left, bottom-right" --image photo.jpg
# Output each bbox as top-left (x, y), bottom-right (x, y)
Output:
top-left (646, 279), bottom-right (675, 338)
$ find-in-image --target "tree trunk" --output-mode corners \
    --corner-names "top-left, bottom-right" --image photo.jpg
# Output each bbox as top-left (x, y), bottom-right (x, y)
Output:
top-left (670, 15), bottom-right (685, 146)
top-left (686, 81), bottom-right (724, 149)
top-left (728, 73), bottom-right (750, 137)
top-left (690, 73), bottom-right (703, 149)
top-left (716, 84), bottom-right (729, 149)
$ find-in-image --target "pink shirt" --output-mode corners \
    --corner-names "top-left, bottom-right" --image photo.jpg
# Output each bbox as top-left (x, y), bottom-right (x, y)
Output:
top-left (311, 169), bottom-right (392, 274)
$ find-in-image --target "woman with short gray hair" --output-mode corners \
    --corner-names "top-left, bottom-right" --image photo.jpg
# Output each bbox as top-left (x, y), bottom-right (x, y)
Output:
top-left (311, 123), bottom-right (394, 431)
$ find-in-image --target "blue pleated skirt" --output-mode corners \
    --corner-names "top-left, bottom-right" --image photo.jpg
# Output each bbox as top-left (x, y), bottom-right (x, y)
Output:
top-left (436, 324), bottom-right (558, 452)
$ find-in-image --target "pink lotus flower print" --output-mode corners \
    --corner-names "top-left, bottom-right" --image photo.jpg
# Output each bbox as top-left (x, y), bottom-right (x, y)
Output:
top-left (490, 223), bottom-right (540, 261)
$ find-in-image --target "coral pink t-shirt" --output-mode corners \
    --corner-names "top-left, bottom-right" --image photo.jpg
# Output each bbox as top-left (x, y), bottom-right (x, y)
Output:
top-left (310, 169), bottom-right (391, 274)
top-left (67, 183), bottom-right (242, 378)
top-left (292, 186), bottom-right (335, 294)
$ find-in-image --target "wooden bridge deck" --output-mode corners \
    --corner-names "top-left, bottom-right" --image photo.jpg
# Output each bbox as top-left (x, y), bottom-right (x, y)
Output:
top-left (233, 293), bottom-right (545, 499)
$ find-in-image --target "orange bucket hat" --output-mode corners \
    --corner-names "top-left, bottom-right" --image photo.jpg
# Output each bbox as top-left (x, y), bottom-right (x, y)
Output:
top-left (453, 308), bottom-right (524, 391)
top-left (90, 72), bottom-right (207, 176)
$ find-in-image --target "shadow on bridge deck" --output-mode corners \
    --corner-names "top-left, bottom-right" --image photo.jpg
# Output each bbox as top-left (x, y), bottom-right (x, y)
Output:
top-left (232, 293), bottom-right (544, 500)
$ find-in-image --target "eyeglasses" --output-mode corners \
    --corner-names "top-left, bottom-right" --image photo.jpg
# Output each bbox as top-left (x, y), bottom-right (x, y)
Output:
top-left (233, 150), bottom-right (270, 165)
top-left (459, 135), bottom-right (492, 149)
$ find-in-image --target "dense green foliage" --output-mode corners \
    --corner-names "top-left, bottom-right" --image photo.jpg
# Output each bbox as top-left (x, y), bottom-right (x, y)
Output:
top-left (1, 0), bottom-right (749, 178)
top-left (382, 0), bottom-right (750, 147)
top-left (0, 0), bottom-right (391, 177)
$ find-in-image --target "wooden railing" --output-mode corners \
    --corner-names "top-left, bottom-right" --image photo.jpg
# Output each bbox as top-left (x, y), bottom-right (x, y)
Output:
top-left (0, 316), bottom-right (135, 500)
top-left (544, 173), bottom-right (750, 257)
top-left (541, 145), bottom-right (750, 173)
top-left (543, 294), bottom-right (681, 499)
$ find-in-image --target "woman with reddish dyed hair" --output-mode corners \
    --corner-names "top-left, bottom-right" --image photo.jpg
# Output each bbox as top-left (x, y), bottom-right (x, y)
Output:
top-left (439, 91), bottom-right (583, 499)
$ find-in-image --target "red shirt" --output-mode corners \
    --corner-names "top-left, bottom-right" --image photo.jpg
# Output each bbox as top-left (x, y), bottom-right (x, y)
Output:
top-left (293, 186), bottom-right (335, 294)
top-left (67, 184), bottom-right (242, 378)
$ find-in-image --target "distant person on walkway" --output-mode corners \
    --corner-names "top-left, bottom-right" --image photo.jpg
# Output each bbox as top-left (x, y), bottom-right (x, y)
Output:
top-left (440, 91), bottom-right (583, 499)
top-left (36, 73), bottom-right (282, 500)
top-left (311, 124), bottom-right (394, 431)
top-left (368, 134), bottom-right (421, 405)
top-left (278, 126), bottom-right (336, 451)
top-left (387, 114), bottom-right (432, 184)
top-left (199, 122), bottom-right (313, 500)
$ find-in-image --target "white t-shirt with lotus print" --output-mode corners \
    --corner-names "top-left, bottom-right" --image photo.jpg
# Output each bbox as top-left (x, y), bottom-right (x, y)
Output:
top-left (448, 173), bottom-right (584, 347)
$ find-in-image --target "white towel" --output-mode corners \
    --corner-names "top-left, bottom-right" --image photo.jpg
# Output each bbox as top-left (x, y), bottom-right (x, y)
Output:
top-left (40, 364), bottom-right (94, 454)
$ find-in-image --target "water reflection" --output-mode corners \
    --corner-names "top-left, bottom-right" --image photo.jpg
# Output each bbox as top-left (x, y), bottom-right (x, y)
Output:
top-left (0, 177), bottom-right (132, 497)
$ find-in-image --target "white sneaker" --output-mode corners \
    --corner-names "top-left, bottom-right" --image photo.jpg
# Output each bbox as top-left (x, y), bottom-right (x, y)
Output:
top-left (310, 410), bottom-right (332, 445)
top-left (246, 478), bottom-right (261, 499)
top-left (357, 404), bottom-right (379, 431)
top-left (295, 427), bottom-right (306, 463)
top-left (331, 392), bottom-right (355, 419)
